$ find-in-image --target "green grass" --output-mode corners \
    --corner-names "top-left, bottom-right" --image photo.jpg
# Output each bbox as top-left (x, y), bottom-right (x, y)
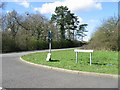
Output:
top-left (22, 49), bottom-right (118, 74)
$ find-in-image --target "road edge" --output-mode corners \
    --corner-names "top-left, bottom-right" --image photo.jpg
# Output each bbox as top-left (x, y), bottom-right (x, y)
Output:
top-left (20, 57), bottom-right (118, 79)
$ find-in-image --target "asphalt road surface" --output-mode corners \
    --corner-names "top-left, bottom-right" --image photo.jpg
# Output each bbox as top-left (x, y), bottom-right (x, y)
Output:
top-left (1, 49), bottom-right (118, 88)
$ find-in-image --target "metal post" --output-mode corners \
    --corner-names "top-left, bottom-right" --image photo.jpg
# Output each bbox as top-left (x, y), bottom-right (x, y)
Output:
top-left (90, 53), bottom-right (92, 66)
top-left (48, 30), bottom-right (52, 61)
top-left (49, 39), bottom-right (51, 53)
top-left (76, 52), bottom-right (78, 63)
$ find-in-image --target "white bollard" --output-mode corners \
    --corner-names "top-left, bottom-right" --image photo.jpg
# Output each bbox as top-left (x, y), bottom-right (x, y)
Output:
top-left (0, 87), bottom-right (2, 90)
top-left (46, 53), bottom-right (51, 61)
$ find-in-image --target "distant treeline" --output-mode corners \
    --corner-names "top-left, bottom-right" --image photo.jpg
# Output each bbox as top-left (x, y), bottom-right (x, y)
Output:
top-left (1, 9), bottom-right (86, 53)
top-left (1, 3), bottom-right (119, 52)
top-left (86, 16), bottom-right (119, 51)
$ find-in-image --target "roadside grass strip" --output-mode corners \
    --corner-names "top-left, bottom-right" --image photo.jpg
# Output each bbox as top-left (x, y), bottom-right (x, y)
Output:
top-left (21, 49), bottom-right (118, 75)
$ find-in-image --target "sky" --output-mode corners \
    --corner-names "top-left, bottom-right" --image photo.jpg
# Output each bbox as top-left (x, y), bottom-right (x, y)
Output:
top-left (2, 0), bottom-right (118, 41)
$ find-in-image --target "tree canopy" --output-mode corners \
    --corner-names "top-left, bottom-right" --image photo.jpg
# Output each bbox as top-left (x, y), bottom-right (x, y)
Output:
top-left (2, 9), bottom-right (84, 53)
top-left (51, 6), bottom-right (87, 41)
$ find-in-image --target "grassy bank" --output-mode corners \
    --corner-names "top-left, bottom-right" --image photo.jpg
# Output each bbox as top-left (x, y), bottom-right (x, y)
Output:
top-left (22, 49), bottom-right (118, 74)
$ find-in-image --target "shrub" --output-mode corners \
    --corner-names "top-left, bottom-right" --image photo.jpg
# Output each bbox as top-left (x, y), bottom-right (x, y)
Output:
top-left (2, 35), bottom-right (16, 53)
top-left (27, 37), bottom-right (38, 51)
top-left (38, 40), bottom-right (49, 50)
top-left (86, 16), bottom-right (118, 51)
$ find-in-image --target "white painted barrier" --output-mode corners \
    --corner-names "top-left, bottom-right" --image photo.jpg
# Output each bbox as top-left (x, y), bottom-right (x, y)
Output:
top-left (46, 53), bottom-right (51, 61)
top-left (74, 49), bottom-right (94, 65)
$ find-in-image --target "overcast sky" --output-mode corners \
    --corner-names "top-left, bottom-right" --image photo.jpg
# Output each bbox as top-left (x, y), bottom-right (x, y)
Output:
top-left (3, 0), bottom-right (118, 41)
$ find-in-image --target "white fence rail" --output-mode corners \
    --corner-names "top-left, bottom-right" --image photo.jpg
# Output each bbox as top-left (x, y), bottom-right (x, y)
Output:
top-left (74, 49), bottom-right (94, 65)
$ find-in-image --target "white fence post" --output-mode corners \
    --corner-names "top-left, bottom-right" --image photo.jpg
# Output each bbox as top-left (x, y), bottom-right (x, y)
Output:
top-left (90, 53), bottom-right (92, 66)
top-left (76, 52), bottom-right (78, 63)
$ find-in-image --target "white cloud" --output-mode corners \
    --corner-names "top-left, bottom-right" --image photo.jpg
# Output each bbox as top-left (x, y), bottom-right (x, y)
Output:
top-left (34, 1), bottom-right (62, 14)
top-left (2, 0), bottom-right (119, 2)
top-left (34, 0), bottom-right (102, 14)
top-left (4, 0), bottom-right (59, 2)
top-left (19, 0), bottom-right (30, 8)
top-left (95, 0), bottom-right (119, 2)
top-left (6, 11), bottom-right (10, 13)
top-left (13, 0), bottom-right (30, 8)
top-left (95, 3), bottom-right (102, 10)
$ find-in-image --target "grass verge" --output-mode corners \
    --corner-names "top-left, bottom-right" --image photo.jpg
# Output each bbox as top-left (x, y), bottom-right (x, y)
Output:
top-left (21, 49), bottom-right (118, 74)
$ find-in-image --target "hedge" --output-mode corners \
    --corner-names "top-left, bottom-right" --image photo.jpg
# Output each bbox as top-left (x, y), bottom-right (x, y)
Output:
top-left (2, 38), bottom-right (85, 53)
